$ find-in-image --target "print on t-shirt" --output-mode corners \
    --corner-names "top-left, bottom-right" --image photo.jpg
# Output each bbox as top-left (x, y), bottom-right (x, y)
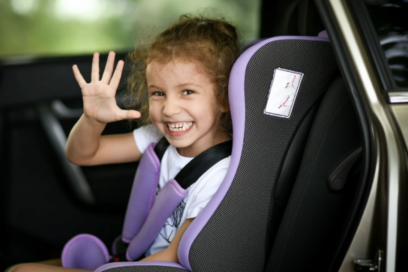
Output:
top-left (159, 200), bottom-right (186, 243)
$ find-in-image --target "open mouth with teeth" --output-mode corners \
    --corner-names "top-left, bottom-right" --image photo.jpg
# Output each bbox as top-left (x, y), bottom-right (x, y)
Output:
top-left (166, 122), bottom-right (193, 132)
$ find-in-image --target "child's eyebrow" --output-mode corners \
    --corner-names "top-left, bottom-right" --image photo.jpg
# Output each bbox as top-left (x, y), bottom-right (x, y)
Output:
top-left (177, 83), bottom-right (202, 88)
top-left (148, 85), bottom-right (161, 89)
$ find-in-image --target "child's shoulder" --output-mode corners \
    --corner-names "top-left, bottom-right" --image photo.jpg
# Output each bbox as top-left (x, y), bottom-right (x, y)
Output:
top-left (134, 124), bottom-right (162, 137)
top-left (133, 124), bottom-right (163, 153)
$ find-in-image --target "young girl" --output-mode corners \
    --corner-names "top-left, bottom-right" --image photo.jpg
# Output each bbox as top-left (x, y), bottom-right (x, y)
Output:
top-left (7, 15), bottom-right (239, 272)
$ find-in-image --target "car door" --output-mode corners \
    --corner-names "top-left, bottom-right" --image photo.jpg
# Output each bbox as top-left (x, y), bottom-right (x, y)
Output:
top-left (315, 0), bottom-right (408, 271)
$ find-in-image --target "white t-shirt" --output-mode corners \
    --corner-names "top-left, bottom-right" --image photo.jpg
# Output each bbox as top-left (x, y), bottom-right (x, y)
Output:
top-left (133, 124), bottom-right (230, 256)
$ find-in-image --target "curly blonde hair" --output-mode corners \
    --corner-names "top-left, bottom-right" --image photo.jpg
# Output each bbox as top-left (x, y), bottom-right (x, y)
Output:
top-left (126, 15), bottom-right (240, 133)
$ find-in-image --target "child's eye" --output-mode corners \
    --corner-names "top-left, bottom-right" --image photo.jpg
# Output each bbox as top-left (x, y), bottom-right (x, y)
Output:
top-left (182, 90), bottom-right (194, 95)
top-left (151, 91), bottom-right (165, 96)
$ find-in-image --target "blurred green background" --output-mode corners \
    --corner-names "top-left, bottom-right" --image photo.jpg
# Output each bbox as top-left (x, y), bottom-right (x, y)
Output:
top-left (0, 0), bottom-right (260, 58)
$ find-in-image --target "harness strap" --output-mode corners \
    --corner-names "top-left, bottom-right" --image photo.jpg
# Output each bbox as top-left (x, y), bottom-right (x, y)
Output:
top-left (175, 139), bottom-right (233, 189)
top-left (155, 137), bottom-right (233, 189)
top-left (154, 137), bottom-right (170, 161)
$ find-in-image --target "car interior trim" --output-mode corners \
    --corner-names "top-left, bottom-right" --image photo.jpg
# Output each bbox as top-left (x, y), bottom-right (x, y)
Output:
top-left (391, 104), bottom-right (408, 151)
top-left (388, 91), bottom-right (408, 104)
top-left (50, 100), bottom-right (83, 119)
top-left (314, 0), bottom-right (376, 270)
top-left (37, 103), bottom-right (96, 206)
top-left (327, 0), bottom-right (408, 271)
top-left (347, 0), bottom-right (397, 92)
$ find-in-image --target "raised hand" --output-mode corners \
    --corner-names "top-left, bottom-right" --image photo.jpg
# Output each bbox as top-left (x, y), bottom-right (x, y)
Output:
top-left (72, 51), bottom-right (141, 124)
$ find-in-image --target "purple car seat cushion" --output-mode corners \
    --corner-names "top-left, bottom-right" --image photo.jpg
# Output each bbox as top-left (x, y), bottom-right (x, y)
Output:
top-left (62, 234), bottom-right (110, 270)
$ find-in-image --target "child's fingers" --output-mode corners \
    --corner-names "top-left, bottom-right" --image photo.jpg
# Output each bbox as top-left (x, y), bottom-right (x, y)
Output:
top-left (109, 60), bottom-right (124, 90)
top-left (91, 52), bottom-right (100, 82)
top-left (72, 65), bottom-right (87, 88)
top-left (101, 51), bottom-right (116, 83)
top-left (116, 109), bottom-right (141, 120)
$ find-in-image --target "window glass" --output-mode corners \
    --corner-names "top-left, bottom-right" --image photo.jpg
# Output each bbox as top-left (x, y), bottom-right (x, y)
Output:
top-left (0, 0), bottom-right (260, 58)
top-left (364, 0), bottom-right (408, 88)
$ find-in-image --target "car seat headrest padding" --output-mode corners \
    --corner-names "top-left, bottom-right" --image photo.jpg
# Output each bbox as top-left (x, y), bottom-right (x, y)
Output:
top-left (179, 37), bottom-right (337, 271)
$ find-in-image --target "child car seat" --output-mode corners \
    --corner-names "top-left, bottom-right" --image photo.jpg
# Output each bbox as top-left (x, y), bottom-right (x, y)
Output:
top-left (93, 34), bottom-right (365, 272)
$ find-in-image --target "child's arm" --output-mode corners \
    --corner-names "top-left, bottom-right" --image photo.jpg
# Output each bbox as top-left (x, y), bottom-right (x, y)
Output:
top-left (66, 52), bottom-right (142, 166)
top-left (140, 218), bottom-right (194, 263)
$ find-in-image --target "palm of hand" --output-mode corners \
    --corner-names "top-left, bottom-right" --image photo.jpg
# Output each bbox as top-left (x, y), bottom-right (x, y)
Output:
top-left (82, 82), bottom-right (122, 123)
top-left (73, 52), bottom-right (141, 124)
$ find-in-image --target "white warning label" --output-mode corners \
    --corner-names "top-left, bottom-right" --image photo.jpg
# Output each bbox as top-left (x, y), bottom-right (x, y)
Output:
top-left (264, 68), bottom-right (304, 118)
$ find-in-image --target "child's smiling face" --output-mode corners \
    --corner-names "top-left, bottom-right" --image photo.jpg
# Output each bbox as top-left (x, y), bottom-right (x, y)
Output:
top-left (146, 59), bottom-right (230, 157)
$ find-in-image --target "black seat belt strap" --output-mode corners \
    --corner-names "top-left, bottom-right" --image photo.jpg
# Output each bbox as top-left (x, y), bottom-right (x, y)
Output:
top-left (175, 140), bottom-right (232, 189)
top-left (154, 137), bottom-right (232, 189)
top-left (154, 137), bottom-right (170, 162)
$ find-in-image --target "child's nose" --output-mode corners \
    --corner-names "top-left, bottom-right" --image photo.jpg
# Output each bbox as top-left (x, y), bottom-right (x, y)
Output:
top-left (162, 97), bottom-right (182, 116)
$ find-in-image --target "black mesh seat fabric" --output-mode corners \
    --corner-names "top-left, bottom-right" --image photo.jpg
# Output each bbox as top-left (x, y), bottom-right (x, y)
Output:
top-left (95, 35), bottom-right (363, 272)
top-left (266, 76), bottom-right (363, 272)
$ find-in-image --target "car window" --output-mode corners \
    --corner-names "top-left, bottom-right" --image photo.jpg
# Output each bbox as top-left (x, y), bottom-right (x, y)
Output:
top-left (0, 0), bottom-right (260, 58)
top-left (364, 0), bottom-right (408, 88)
